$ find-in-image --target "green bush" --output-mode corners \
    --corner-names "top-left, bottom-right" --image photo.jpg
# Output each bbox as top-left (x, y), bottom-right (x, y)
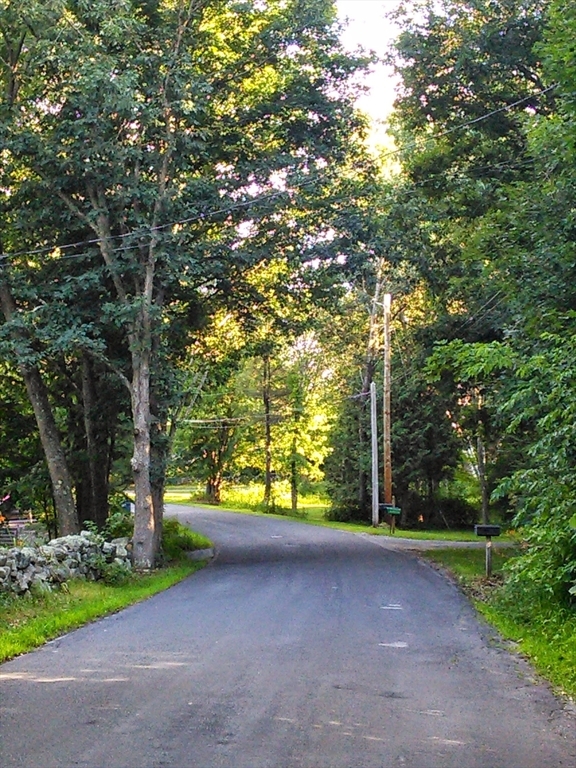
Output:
top-left (325, 503), bottom-right (365, 523)
top-left (100, 560), bottom-right (133, 586)
top-left (104, 509), bottom-right (134, 539)
top-left (161, 518), bottom-right (212, 563)
top-left (104, 494), bottom-right (135, 538)
top-left (85, 551), bottom-right (132, 586)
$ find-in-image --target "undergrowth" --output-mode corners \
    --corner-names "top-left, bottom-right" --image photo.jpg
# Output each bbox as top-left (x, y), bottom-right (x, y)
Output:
top-left (423, 548), bottom-right (576, 700)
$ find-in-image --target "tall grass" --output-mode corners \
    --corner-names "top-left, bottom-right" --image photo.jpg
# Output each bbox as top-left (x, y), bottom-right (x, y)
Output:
top-left (164, 481), bottom-right (331, 520)
top-left (423, 548), bottom-right (576, 700)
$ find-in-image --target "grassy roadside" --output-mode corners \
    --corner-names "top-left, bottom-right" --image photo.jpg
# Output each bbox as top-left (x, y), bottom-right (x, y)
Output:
top-left (164, 484), bottom-right (512, 542)
top-left (0, 521), bottom-right (213, 664)
top-left (0, 562), bottom-right (205, 663)
top-left (422, 548), bottom-right (576, 701)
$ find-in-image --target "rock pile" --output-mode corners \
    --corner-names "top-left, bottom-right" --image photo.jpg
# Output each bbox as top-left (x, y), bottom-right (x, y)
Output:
top-left (0, 532), bottom-right (132, 594)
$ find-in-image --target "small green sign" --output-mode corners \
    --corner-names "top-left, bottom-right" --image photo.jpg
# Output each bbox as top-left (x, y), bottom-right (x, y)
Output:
top-left (379, 505), bottom-right (401, 516)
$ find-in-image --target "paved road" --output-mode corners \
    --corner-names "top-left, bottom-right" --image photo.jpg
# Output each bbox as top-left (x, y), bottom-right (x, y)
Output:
top-left (0, 506), bottom-right (574, 768)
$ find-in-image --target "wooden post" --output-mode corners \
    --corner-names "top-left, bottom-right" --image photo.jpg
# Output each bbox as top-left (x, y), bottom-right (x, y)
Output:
top-left (485, 536), bottom-right (493, 578)
top-left (371, 381), bottom-right (379, 527)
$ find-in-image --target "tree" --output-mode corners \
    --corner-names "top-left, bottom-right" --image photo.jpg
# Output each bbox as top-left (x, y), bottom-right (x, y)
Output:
top-left (370, 0), bottom-right (553, 523)
top-left (380, 0), bottom-right (576, 598)
top-left (0, 0), bottom-right (371, 566)
top-left (0, 277), bottom-right (80, 534)
top-left (0, 2), bottom-right (82, 533)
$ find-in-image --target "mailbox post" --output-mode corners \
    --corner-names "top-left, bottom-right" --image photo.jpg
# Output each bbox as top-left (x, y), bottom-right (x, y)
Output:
top-left (380, 503), bottom-right (401, 534)
top-left (474, 524), bottom-right (501, 577)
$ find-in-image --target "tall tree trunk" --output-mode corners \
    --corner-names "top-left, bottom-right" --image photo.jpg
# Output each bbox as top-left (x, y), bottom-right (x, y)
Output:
top-left (151, 482), bottom-right (164, 541)
top-left (81, 355), bottom-right (109, 528)
top-left (477, 434), bottom-right (489, 525)
top-left (206, 472), bottom-right (222, 504)
top-left (130, 346), bottom-right (157, 569)
top-left (23, 366), bottom-right (79, 535)
top-left (290, 434), bottom-right (298, 515)
top-left (262, 355), bottom-right (273, 510)
top-left (0, 279), bottom-right (79, 535)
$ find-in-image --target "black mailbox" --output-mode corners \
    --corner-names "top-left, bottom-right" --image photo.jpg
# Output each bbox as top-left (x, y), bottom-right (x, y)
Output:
top-left (475, 524), bottom-right (501, 537)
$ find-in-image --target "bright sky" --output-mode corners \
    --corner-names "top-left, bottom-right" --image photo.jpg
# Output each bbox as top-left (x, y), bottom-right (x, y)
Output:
top-left (336, 1), bottom-right (403, 125)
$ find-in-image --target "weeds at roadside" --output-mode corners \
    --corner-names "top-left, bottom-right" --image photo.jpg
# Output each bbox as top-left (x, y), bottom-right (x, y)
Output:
top-left (0, 519), bottom-right (213, 664)
top-left (423, 547), bottom-right (576, 700)
top-left (0, 562), bottom-right (205, 663)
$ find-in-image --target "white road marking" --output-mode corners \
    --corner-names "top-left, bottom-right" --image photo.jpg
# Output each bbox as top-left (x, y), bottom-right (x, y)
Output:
top-left (429, 736), bottom-right (466, 746)
top-left (379, 641), bottom-right (408, 648)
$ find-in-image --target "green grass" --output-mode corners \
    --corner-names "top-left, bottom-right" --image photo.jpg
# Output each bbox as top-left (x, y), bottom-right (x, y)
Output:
top-left (0, 562), bottom-right (204, 663)
top-left (478, 601), bottom-right (576, 699)
top-left (164, 481), bottom-right (329, 516)
top-left (420, 547), bottom-right (513, 577)
top-left (163, 483), bottom-right (513, 542)
top-left (161, 517), bottom-right (212, 560)
top-left (422, 548), bottom-right (576, 700)
top-left (0, 519), bottom-right (213, 663)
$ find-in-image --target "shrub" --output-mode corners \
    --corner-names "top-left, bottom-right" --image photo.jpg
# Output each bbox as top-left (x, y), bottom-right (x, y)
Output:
top-left (104, 494), bottom-right (135, 539)
top-left (100, 560), bottom-right (133, 586)
top-left (325, 504), bottom-right (366, 523)
top-left (161, 518), bottom-right (211, 563)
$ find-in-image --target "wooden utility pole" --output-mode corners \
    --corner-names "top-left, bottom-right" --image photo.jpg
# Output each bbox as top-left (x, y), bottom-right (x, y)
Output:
top-left (383, 293), bottom-right (392, 505)
top-left (370, 381), bottom-right (379, 527)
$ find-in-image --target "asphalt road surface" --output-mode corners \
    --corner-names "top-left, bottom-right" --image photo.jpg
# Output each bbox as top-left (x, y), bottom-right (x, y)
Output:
top-left (1, 506), bottom-right (574, 768)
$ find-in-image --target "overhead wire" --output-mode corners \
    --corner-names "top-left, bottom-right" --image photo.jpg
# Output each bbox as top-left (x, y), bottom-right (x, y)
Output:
top-left (0, 83), bottom-right (556, 268)
top-left (0, 154), bottom-right (540, 269)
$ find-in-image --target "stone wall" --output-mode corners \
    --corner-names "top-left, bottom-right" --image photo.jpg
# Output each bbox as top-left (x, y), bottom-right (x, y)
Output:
top-left (0, 532), bottom-right (131, 595)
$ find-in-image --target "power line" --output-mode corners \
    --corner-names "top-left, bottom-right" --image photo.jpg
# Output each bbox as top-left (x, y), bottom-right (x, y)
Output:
top-left (0, 155), bottom-right (539, 269)
top-left (377, 84), bottom-right (557, 163)
top-left (435, 84), bottom-right (557, 139)
top-left (0, 175), bottom-right (317, 263)
top-left (0, 83), bottom-right (556, 267)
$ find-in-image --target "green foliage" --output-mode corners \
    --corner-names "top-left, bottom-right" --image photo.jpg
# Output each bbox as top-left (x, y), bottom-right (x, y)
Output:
top-left (391, 366), bottom-right (461, 519)
top-left (3, 0), bottom-right (576, 611)
top-left (377, 0), bottom-right (576, 608)
top-left (426, 339), bottom-right (516, 382)
top-left (171, 327), bottom-right (340, 509)
top-left (161, 517), bottom-right (212, 562)
top-left (324, 392), bottom-right (371, 522)
top-left (324, 299), bottom-right (463, 525)
top-left (488, 330), bottom-right (576, 603)
top-left (103, 499), bottom-right (135, 539)
top-left (86, 550), bottom-right (133, 586)
top-left (0, 0), bottom-right (374, 563)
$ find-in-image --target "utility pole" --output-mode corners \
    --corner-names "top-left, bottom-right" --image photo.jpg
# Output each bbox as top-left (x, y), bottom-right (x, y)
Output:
top-left (383, 293), bottom-right (392, 505)
top-left (370, 381), bottom-right (379, 527)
